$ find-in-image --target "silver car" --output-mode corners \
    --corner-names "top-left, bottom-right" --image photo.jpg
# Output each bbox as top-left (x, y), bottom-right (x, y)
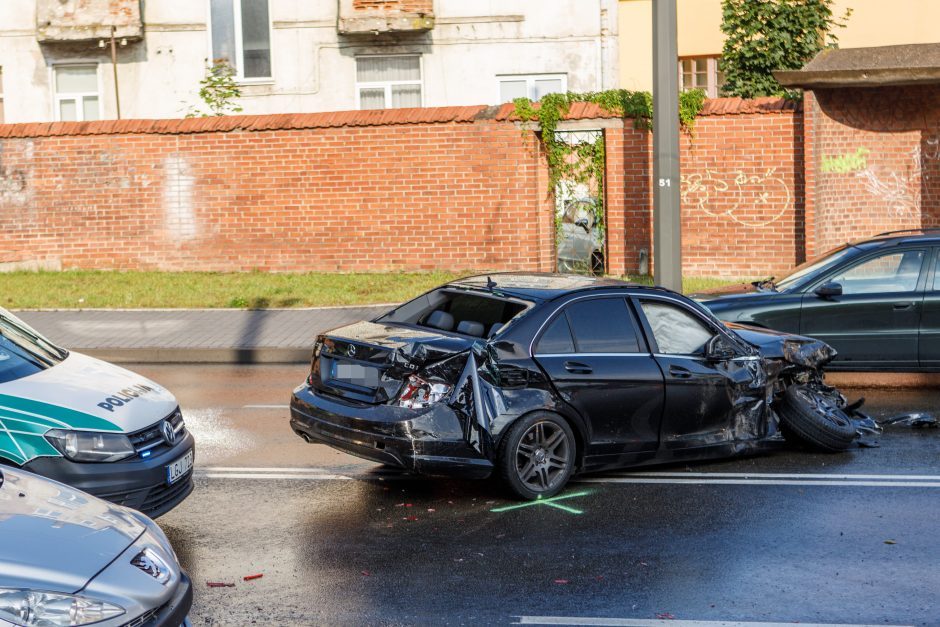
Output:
top-left (0, 467), bottom-right (191, 627)
top-left (556, 198), bottom-right (604, 275)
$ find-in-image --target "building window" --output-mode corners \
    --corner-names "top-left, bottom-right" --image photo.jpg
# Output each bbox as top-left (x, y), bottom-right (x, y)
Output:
top-left (54, 65), bottom-right (99, 121)
top-left (210, 0), bottom-right (272, 80)
top-left (498, 74), bottom-right (567, 103)
top-left (679, 56), bottom-right (724, 98)
top-left (356, 55), bottom-right (422, 110)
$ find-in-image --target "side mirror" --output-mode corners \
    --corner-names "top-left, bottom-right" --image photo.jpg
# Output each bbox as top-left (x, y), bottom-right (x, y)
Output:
top-left (705, 335), bottom-right (736, 361)
top-left (814, 281), bottom-right (843, 298)
top-left (574, 217), bottom-right (590, 233)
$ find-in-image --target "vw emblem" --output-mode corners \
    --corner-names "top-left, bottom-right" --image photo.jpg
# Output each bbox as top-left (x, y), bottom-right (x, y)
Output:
top-left (161, 420), bottom-right (177, 446)
top-left (346, 344), bottom-right (357, 358)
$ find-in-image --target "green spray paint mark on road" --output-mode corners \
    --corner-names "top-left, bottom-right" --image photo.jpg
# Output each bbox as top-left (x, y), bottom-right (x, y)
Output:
top-left (490, 490), bottom-right (591, 515)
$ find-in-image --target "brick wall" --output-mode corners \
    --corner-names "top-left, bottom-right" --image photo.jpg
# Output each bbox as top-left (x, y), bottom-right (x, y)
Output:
top-left (810, 85), bottom-right (940, 254)
top-left (0, 100), bottom-right (806, 277)
top-left (0, 109), bottom-right (551, 272)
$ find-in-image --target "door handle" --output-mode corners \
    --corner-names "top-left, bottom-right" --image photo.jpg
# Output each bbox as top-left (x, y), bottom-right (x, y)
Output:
top-left (669, 365), bottom-right (692, 379)
top-left (564, 361), bottom-right (593, 375)
top-left (893, 302), bottom-right (914, 310)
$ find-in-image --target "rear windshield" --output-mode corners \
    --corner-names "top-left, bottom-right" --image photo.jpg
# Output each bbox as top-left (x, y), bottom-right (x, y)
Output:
top-left (0, 308), bottom-right (68, 383)
top-left (378, 288), bottom-right (531, 338)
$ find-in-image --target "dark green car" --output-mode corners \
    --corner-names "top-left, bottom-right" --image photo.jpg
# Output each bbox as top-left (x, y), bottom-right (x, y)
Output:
top-left (696, 230), bottom-right (940, 371)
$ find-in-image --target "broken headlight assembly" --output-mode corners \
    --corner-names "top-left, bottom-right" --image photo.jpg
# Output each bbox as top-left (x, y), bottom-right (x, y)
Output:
top-left (398, 375), bottom-right (452, 409)
top-left (0, 589), bottom-right (125, 626)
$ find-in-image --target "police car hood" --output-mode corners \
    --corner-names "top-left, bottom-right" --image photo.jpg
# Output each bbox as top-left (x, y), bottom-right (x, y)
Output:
top-left (2, 351), bottom-right (178, 434)
top-left (0, 466), bottom-right (145, 592)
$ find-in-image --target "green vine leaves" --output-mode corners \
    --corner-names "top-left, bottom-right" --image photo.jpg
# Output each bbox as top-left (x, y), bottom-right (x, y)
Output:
top-left (512, 89), bottom-right (706, 246)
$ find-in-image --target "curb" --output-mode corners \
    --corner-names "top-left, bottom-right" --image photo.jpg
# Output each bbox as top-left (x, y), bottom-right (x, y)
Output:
top-left (80, 347), bottom-right (312, 365)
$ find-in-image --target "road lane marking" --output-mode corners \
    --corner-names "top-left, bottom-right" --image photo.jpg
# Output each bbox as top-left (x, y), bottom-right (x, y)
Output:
top-left (515, 619), bottom-right (911, 627)
top-left (192, 467), bottom-right (940, 488)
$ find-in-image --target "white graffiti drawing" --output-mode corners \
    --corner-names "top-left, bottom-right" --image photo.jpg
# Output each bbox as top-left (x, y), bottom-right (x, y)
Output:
top-left (681, 167), bottom-right (792, 227)
top-left (856, 142), bottom-right (939, 218)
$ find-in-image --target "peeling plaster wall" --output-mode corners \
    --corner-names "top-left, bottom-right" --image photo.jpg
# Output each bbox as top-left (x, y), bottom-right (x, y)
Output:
top-left (0, 0), bottom-right (617, 123)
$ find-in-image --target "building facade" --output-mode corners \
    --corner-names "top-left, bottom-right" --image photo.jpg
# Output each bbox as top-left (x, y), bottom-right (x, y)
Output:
top-left (0, 0), bottom-right (619, 124)
top-left (619, 0), bottom-right (940, 97)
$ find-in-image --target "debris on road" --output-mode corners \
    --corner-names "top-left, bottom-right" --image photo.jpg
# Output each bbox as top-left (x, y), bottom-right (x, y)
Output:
top-left (207, 581), bottom-right (236, 588)
top-left (243, 574), bottom-right (263, 581)
top-left (879, 412), bottom-right (939, 428)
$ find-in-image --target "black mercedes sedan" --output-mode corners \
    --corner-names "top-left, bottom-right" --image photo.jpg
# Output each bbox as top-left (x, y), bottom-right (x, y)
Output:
top-left (696, 229), bottom-right (940, 371)
top-left (290, 274), bottom-right (857, 499)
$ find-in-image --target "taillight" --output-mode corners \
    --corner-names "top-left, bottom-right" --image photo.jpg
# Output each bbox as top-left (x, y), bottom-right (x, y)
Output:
top-left (398, 375), bottom-right (452, 409)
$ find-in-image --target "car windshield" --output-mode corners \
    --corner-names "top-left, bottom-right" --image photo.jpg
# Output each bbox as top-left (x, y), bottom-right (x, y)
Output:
top-left (378, 288), bottom-right (532, 338)
top-left (775, 245), bottom-right (859, 291)
top-left (0, 308), bottom-right (68, 380)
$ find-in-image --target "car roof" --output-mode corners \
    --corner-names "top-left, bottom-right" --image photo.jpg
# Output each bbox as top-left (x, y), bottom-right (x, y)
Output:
top-left (855, 229), bottom-right (940, 247)
top-left (447, 273), bottom-right (675, 302)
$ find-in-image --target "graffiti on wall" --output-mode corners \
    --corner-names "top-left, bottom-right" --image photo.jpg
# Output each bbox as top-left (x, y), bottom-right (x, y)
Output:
top-left (821, 148), bottom-right (870, 174)
top-left (853, 139), bottom-right (939, 217)
top-left (681, 168), bottom-right (792, 227)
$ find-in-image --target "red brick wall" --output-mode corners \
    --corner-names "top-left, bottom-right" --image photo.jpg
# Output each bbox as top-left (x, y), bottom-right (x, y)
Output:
top-left (0, 101), bottom-right (806, 278)
top-left (0, 110), bottom-right (551, 272)
top-left (810, 85), bottom-right (940, 254)
top-left (679, 111), bottom-right (805, 277)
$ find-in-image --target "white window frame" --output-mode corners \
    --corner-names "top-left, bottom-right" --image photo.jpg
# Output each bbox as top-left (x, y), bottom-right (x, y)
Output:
top-left (52, 63), bottom-right (102, 122)
top-left (206, 0), bottom-right (274, 83)
top-left (679, 56), bottom-right (723, 98)
top-left (496, 73), bottom-right (568, 103)
top-left (355, 54), bottom-right (424, 110)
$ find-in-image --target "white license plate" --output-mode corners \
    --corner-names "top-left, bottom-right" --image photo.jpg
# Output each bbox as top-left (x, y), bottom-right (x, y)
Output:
top-left (166, 450), bottom-right (194, 485)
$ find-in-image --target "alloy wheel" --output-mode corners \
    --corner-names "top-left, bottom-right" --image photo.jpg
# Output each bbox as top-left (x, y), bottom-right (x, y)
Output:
top-left (514, 420), bottom-right (571, 492)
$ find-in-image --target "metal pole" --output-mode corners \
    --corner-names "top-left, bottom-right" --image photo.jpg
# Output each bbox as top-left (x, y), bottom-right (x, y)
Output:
top-left (652, 0), bottom-right (681, 291)
top-left (110, 26), bottom-right (121, 119)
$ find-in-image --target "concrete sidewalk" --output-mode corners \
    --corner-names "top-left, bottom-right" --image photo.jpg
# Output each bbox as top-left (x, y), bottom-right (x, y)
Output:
top-left (16, 306), bottom-right (392, 363)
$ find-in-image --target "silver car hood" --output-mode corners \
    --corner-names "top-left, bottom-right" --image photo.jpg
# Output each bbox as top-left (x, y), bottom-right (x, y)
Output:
top-left (0, 467), bottom-right (145, 592)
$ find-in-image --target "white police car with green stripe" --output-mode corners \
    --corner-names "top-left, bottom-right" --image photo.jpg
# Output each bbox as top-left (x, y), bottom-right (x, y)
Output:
top-left (0, 308), bottom-right (194, 518)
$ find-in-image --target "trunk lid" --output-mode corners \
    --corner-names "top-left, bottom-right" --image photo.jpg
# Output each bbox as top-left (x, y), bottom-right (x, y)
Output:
top-left (311, 321), bottom-right (474, 404)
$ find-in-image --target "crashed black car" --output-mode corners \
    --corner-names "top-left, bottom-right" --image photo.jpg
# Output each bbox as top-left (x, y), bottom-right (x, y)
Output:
top-left (290, 274), bottom-right (859, 499)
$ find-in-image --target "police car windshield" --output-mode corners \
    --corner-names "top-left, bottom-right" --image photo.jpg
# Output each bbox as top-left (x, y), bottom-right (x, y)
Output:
top-left (0, 310), bottom-right (67, 370)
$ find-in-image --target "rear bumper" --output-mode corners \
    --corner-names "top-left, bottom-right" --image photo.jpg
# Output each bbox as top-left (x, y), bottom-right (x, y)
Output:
top-left (289, 385), bottom-right (493, 480)
top-left (22, 433), bottom-right (195, 518)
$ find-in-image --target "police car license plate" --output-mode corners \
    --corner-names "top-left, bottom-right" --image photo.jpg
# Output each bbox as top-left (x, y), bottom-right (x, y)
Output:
top-left (166, 450), bottom-right (194, 485)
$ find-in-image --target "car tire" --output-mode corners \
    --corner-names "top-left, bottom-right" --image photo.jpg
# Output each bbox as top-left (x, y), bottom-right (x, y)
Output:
top-left (498, 412), bottom-right (576, 500)
top-left (777, 385), bottom-right (857, 452)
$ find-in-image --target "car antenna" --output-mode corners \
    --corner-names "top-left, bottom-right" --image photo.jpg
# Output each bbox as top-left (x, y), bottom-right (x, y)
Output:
top-left (486, 276), bottom-right (497, 290)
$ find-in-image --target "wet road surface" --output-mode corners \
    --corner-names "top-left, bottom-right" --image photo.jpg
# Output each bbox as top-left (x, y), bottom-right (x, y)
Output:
top-left (136, 364), bottom-right (940, 626)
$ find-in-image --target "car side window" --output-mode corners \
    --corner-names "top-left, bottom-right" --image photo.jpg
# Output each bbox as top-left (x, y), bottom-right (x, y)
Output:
top-left (565, 298), bottom-right (641, 353)
top-left (535, 314), bottom-right (575, 354)
top-left (828, 250), bottom-right (924, 295)
top-left (639, 300), bottom-right (715, 355)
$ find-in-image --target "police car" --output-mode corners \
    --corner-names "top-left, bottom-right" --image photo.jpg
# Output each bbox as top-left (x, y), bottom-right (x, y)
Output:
top-left (0, 307), bottom-right (194, 518)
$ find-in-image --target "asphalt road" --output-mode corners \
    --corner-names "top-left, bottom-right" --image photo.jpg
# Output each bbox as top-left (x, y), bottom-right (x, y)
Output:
top-left (138, 364), bottom-right (940, 626)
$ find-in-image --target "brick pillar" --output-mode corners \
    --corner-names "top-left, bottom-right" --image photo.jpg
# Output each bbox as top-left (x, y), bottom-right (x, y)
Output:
top-left (533, 133), bottom-right (556, 272)
top-left (803, 90), bottom-right (817, 260)
top-left (603, 126), bottom-right (626, 275)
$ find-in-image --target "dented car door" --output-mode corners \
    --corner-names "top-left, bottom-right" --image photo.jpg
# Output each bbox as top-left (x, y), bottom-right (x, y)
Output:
top-left (635, 296), bottom-right (756, 451)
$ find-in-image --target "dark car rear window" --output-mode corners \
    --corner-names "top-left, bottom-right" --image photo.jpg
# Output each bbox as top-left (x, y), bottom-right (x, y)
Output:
top-left (566, 298), bottom-right (641, 353)
top-left (537, 298), bottom-right (641, 354)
